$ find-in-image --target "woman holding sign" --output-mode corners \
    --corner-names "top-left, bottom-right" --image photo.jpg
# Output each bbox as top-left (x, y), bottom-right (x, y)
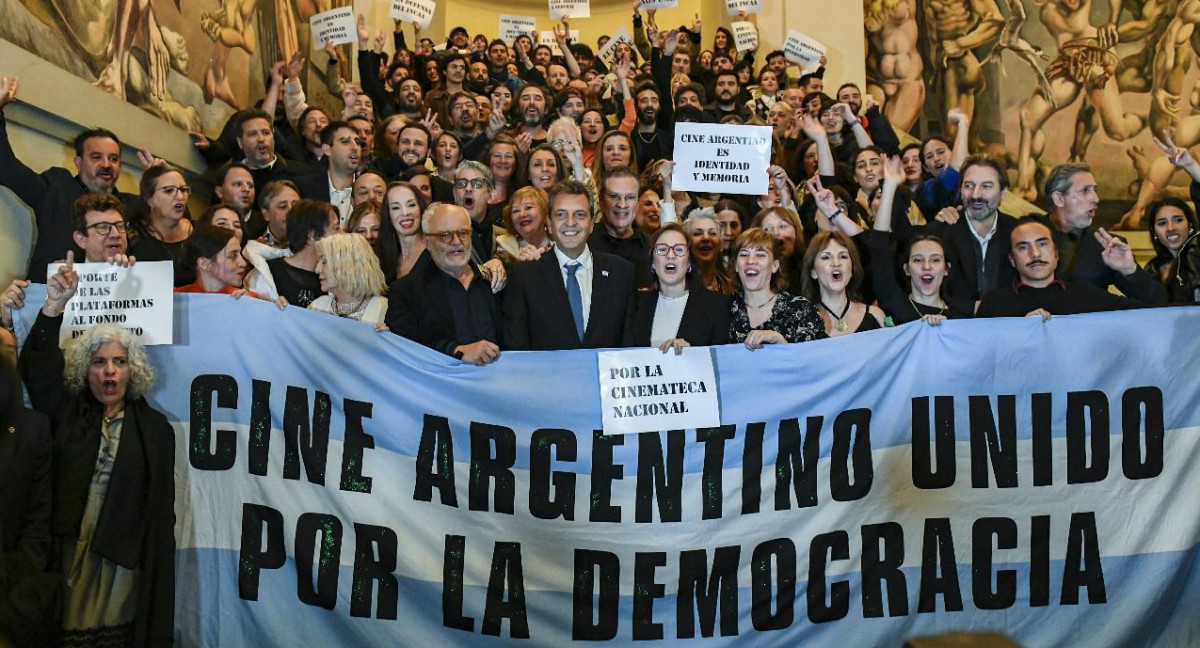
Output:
top-left (629, 224), bottom-right (731, 351)
top-left (21, 257), bottom-right (174, 647)
top-left (728, 228), bottom-right (826, 349)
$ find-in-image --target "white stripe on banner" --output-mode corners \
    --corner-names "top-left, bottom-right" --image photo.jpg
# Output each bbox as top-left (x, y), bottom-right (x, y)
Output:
top-left (12, 289), bottom-right (1200, 647)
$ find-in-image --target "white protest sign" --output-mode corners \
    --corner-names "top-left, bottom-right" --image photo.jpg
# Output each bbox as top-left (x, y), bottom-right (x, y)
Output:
top-left (639, 0), bottom-right (679, 7)
top-left (671, 122), bottom-right (772, 194)
top-left (726, 0), bottom-right (762, 15)
top-left (732, 21), bottom-right (758, 52)
top-left (390, 0), bottom-right (435, 30)
top-left (46, 261), bottom-right (175, 347)
top-left (499, 15), bottom-right (537, 42)
top-left (598, 348), bottom-right (720, 435)
top-left (538, 30), bottom-right (580, 56)
top-left (596, 27), bottom-right (635, 67)
top-left (549, 0), bottom-right (590, 19)
top-left (309, 7), bottom-right (356, 47)
top-left (784, 30), bottom-right (826, 67)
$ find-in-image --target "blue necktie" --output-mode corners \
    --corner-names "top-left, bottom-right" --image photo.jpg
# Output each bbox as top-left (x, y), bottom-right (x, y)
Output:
top-left (565, 261), bottom-right (584, 341)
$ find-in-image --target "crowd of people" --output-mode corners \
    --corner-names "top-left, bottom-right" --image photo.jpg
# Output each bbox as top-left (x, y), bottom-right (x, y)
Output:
top-left (0, 5), bottom-right (1197, 646)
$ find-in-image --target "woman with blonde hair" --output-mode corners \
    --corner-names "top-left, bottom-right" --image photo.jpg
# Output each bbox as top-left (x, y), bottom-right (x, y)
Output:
top-left (307, 233), bottom-right (389, 325)
top-left (497, 186), bottom-right (551, 263)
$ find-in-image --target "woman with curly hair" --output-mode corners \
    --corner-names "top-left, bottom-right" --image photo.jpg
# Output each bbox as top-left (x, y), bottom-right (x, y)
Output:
top-left (307, 232), bottom-right (389, 325)
top-left (21, 259), bottom-right (174, 647)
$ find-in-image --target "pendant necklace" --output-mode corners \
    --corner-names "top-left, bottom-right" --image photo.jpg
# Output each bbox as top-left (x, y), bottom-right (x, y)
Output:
top-left (820, 299), bottom-right (851, 332)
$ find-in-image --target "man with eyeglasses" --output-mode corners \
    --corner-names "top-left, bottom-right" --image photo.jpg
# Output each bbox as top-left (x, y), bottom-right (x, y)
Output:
top-left (503, 179), bottom-right (636, 350)
top-left (2, 193), bottom-right (134, 332)
top-left (385, 203), bottom-right (503, 364)
top-left (424, 53), bottom-right (469, 127)
top-left (588, 166), bottom-right (652, 288)
top-left (0, 77), bottom-right (144, 283)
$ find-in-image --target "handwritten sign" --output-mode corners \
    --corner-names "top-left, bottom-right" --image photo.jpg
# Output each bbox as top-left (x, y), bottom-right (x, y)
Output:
top-left (732, 21), bottom-right (758, 52)
top-left (549, 0), bottom-right (590, 19)
top-left (725, 0), bottom-right (762, 15)
top-left (596, 27), bottom-right (635, 67)
top-left (784, 30), bottom-right (826, 68)
top-left (671, 122), bottom-right (772, 194)
top-left (309, 7), bottom-right (356, 47)
top-left (638, 0), bottom-right (679, 8)
top-left (538, 30), bottom-right (580, 56)
top-left (46, 261), bottom-right (175, 347)
top-left (390, 0), bottom-right (435, 29)
top-left (598, 348), bottom-right (720, 434)
top-left (499, 15), bottom-right (537, 42)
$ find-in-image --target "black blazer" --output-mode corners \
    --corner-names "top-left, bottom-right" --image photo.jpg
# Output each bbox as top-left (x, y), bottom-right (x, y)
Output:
top-left (503, 250), bottom-right (636, 350)
top-left (1058, 226), bottom-right (1168, 305)
top-left (921, 212), bottom-right (1017, 301)
top-left (0, 407), bottom-right (52, 571)
top-left (292, 170), bottom-right (333, 204)
top-left (385, 261), bottom-right (501, 356)
top-left (628, 288), bottom-right (731, 347)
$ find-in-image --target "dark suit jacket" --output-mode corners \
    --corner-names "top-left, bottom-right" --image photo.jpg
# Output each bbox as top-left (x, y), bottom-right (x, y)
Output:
top-left (0, 406), bottom-right (56, 648)
top-left (503, 250), bottom-right (636, 350)
top-left (921, 212), bottom-right (1018, 301)
top-left (1058, 226), bottom-right (1168, 305)
top-left (247, 156), bottom-right (309, 197)
top-left (386, 261), bottom-right (501, 356)
top-left (292, 170), bottom-right (333, 204)
top-left (628, 288), bottom-right (732, 347)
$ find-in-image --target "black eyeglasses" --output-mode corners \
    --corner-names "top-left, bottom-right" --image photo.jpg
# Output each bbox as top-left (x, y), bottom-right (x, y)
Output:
top-left (158, 185), bottom-right (192, 197)
top-left (429, 229), bottom-right (471, 243)
top-left (454, 178), bottom-right (488, 190)
top-left (85, 221), bottom-right (128, 235)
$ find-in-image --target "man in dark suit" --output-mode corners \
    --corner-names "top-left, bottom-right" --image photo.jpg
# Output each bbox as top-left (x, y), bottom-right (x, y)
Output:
top-left (386, 204), bottom-right (502, 364)
top-left (919, 156), bottom-right (1018, 301)
top-left (292, 121), bottom-right (360, 227)
top-left (504, 180), bottom-right (636, 350)
top-left (1044, 163), bottom-right (1167, 304)
top-left (0, 77), bottom-right (143, 283)
top-left (236, 109), bottom-right (309, 195)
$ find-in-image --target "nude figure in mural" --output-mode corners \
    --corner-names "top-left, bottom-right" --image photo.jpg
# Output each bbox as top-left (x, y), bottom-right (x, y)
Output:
top-left (1013, 0), bottom-right (1145, 200)
top-left (94, 0), bottom-right (169, 102)
top-left (924, 0), bottom-right (1005, 138)
top-left (984, 0), bottom-right (1055, 105)
top-left (200, 0), bottom-right (320, 108)
top-left (1113, 0), bottom-right (1200, 228)
top-left (865, 0), bottom-right (926, 133)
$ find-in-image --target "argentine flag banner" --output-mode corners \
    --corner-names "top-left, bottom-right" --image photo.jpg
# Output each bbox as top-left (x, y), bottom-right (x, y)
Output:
top-left (14, 291), bottom-right (1200, 646)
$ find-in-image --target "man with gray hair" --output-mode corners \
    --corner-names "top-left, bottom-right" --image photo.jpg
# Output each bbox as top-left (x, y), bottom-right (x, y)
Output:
top-left (453, 160), bottom-right (504, 267)
top-left (385, 203), bottom-right (502, 364)
top-left (1043, 163), bottom-right (1167, 304)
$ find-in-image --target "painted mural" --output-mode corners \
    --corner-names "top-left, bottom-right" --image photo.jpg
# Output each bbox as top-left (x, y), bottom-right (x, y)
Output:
top-left (0, 0), bottom-right (344, 136)
top-left (865, 0), bottom-right (1197, 230)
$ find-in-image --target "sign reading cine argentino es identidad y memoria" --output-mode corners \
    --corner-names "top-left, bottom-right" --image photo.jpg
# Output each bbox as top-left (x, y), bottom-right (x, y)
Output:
top-left (672, 122), bottom-right (772, 194)
top-left (309, 6), bottom-right (356, 46)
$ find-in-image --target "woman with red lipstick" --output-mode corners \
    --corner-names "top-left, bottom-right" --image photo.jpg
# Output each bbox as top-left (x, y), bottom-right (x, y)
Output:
top-left (523, 144), bottom-right (567, 191)
top-left (377, 181), bottom-right (429, 280)
top-left (729, 228), bottom-right (826, 349)
top-left (174, 223), bottom-right (256, 297)
top-left (22, 259), bottom-right (174, 647)
top-left (432, 131), bottom-right (463, 179)
top-left (579, 108), bottom-right (606, 168)
top-left (591, 130), bottom-right (638, 193)
top-left (629, 224), bottom-right (731, 351)
top-left (128, 165), bottom-right (194, 287)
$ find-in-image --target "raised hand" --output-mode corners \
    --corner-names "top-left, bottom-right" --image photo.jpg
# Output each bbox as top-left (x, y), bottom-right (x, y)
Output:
top-left (882, 154), bottom-right (904, 186)
top-left (43, 251), bottom-right (79, 317)
top-left (287, 51), bottom-right (305, 79)
top-left (800, 113), bottom-right (826, 141)
top-left (1095, 227), bottom-right (1138, 276)
top-left (0, 76), bottom-right (19, 110)
top-left (356, 13), bottom-right (370, 48)
top-left (136, 147), bottom-right (165, 169)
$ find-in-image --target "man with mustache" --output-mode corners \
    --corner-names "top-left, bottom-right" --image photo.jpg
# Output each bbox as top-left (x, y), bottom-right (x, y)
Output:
top-left (1042, 163), bottom-right (1167, 304)
top-left (386, 203), bottom-right (502, 364)
top-left (503, 179), bottom-right (635, 350)
top-left (977, 215), bottom-right (1144, 317)
top-left (0, 78), bottom-right (143, 283)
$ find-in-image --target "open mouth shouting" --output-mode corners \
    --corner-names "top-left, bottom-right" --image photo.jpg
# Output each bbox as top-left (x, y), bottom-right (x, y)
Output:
top-left (101, 379), bottom-right (120, 397)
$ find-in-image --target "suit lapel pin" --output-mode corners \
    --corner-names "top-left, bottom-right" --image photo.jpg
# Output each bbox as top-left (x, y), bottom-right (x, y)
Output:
top-left (6, 426), bottom-right (13, 435)
top-left (602, 270), bottom-right (609, 277)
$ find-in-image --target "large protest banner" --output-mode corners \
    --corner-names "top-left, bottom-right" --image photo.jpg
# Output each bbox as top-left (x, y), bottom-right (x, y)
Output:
top-left (12, 291), bottom-right (1200, 646)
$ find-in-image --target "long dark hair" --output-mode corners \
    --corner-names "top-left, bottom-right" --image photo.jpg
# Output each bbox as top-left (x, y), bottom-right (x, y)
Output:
top-left (1146, 197), bottom-right (1198, 262)
top-left (377, 181), bottom-right (430, 280)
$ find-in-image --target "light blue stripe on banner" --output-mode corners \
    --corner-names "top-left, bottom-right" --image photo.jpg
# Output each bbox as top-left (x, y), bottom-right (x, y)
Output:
top-left (12, 288), bottom-right (1200, 475)
top-left (176, 541), bottom-right (1200, 647)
